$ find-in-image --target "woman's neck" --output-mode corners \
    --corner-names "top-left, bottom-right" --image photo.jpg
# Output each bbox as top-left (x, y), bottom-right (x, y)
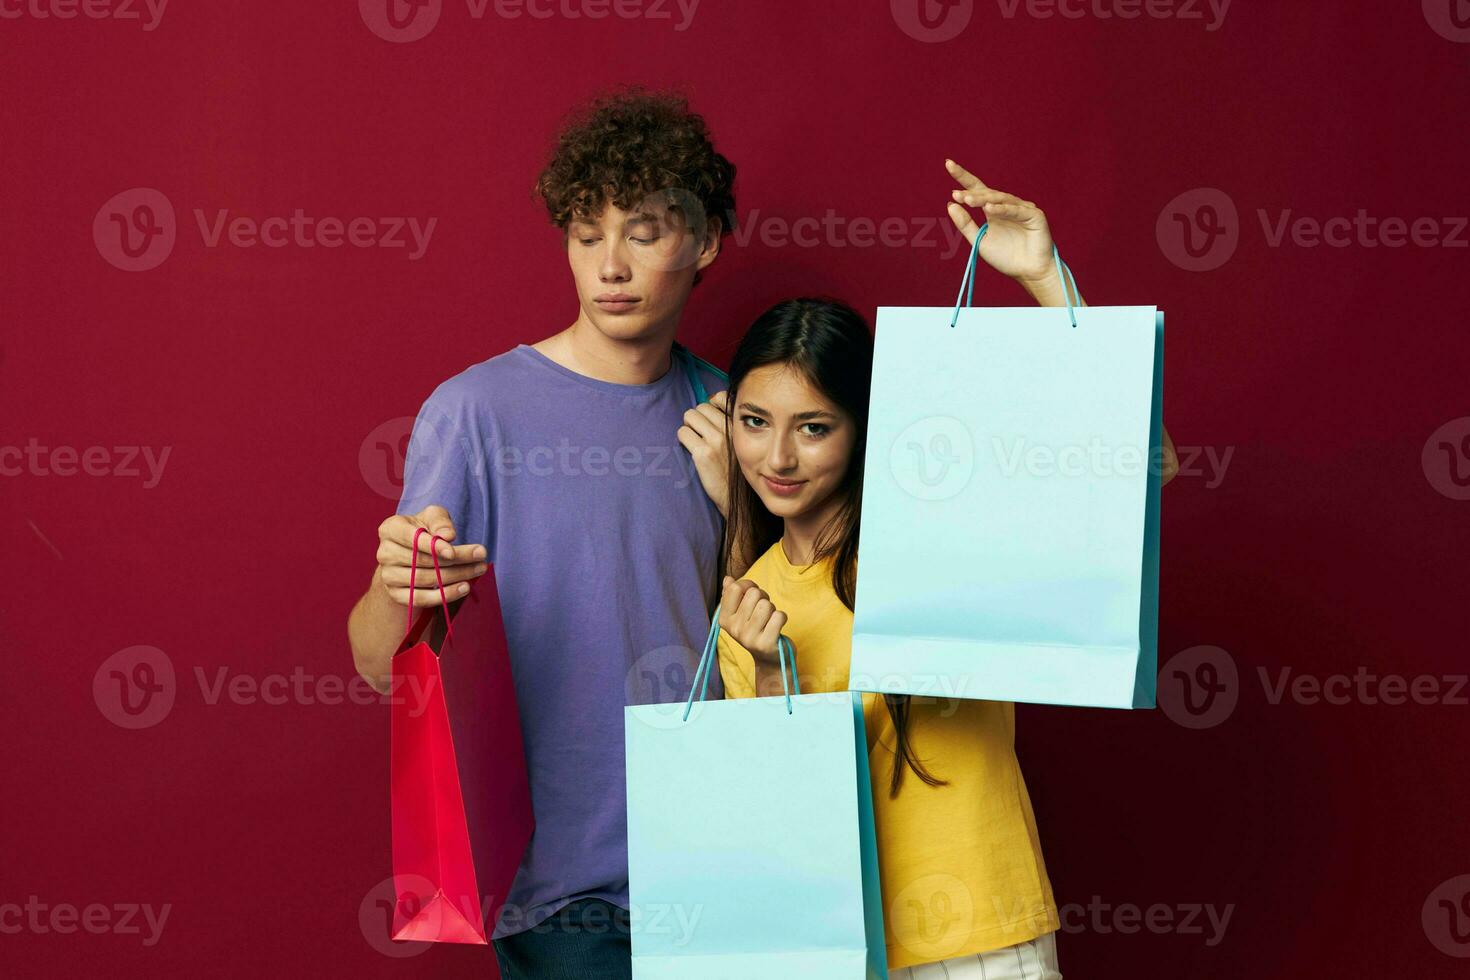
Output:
top-left (780, 493), bottom-right (846, 566)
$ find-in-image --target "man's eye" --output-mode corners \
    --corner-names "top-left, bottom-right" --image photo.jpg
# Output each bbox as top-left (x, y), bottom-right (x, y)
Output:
top-left (578, 238), bottom-right (599, 246)
top-left (632, 236), bottom-right (659, 245)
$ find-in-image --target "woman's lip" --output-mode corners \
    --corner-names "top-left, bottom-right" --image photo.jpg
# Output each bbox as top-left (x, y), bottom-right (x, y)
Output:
top-left (762, 475), bottom-right (807, 495)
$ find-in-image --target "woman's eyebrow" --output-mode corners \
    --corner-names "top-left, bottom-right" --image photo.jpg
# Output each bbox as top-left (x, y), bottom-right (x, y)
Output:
top-left (736, 402), bottom-right (835, 421)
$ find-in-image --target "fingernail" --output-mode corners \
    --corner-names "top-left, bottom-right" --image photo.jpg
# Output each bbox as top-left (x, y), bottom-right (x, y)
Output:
top-left (459, 584), bottom-right (470, 594)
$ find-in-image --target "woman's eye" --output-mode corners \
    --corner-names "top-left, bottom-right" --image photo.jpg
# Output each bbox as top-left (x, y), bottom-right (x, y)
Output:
top-left (740, 415), bottom-right (767, 429)
top-left (800, 423), bottom-right (829, 437)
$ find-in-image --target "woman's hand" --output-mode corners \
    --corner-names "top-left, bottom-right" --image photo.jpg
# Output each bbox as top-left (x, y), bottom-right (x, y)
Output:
top-left (719, 575), bottom-right (788, 666)
top-left (678, 390), bottom-right (731, 517)
top-left (943, 159), bottom-right (1077, 308)
top-left (944, 160), bottom-right (1182, 487)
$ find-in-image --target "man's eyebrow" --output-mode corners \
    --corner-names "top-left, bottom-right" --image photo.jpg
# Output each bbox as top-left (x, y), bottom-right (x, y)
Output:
top-left (737, 402), bottom-right (837, 421)
top-left (568, 212), bottom-right (661, 232)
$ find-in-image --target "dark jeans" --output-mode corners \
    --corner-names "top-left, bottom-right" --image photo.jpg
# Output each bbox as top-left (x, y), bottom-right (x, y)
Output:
top-left (492, 898), bottom-right (631, 980)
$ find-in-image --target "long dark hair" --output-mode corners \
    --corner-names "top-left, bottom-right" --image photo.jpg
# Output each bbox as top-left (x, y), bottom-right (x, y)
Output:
top-left (717, 297), bottom-right (946, 798)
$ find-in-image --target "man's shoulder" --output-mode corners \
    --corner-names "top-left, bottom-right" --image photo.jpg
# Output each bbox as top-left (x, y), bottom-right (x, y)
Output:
top-left (421, 345), bottom-right (540, 417)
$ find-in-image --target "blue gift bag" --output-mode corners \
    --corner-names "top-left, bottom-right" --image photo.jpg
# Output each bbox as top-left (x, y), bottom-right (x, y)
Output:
top-left (625, 612), bottom-right (888, 978)
top-left (849, 230), bottom-right (1162, 709)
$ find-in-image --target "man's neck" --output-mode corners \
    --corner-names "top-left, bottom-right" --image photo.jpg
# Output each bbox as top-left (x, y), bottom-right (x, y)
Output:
top-left (532, 316), bottom-right (679, 386)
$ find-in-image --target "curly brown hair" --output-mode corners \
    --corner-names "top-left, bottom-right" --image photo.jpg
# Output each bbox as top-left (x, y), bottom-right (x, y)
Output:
top-left (533, 87), bottom-right (736, 284)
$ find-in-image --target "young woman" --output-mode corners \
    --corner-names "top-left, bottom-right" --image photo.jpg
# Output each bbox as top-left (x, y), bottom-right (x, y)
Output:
top-left (711, 165), bottom-right (1108, 979)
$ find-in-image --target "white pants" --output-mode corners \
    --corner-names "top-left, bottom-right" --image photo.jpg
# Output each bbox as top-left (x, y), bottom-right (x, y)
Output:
top-left (891, 930), bottom-right (1062, 980)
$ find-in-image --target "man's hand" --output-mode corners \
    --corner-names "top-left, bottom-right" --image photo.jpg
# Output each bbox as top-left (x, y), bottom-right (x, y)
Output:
top-left (375, 504), bottom-right (487, 608)
top-left (678, 390), bottom-right (732, 517)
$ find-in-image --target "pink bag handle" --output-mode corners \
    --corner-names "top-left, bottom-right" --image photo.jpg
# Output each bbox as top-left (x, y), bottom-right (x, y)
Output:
top-left (404, 527), bottom-right (456, 646)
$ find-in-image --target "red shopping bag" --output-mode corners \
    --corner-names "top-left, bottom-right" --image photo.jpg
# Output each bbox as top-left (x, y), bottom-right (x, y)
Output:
top-left (390, 529), bottom-right (534, 945)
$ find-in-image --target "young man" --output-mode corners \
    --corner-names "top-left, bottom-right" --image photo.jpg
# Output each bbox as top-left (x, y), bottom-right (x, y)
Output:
top-left (346, 89), bottom-right (738, 978)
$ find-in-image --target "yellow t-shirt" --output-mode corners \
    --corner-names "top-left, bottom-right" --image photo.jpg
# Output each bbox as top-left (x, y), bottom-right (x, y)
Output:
top-left (716, 538), bottom-right (1060, 971)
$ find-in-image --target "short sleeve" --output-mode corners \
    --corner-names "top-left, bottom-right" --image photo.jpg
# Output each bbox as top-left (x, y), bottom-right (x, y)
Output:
top-left (716, 630), bottom-right (757, 699)
top-left (395, 381), bottom-right (495, 559)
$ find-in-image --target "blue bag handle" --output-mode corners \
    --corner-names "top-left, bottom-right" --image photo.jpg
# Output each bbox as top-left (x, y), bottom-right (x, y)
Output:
top-left (950, 222), bottom-right (1081, 329)
top-left (683, 606), bottom-right (800, 719)
top-left (672, 342), bottom-right (728, 406)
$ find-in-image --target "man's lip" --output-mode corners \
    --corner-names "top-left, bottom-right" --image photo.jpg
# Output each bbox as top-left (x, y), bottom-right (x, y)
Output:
top-left (595, 295), bottom-right (639, 303)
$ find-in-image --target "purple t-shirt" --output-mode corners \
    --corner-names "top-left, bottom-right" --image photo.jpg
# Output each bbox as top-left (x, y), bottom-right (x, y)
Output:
top-left (395, 342), bottom-right (726, 938)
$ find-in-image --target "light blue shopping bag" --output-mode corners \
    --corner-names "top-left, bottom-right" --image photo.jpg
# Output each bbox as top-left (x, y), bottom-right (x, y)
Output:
top-left (625, 611), bottom-right (888, 979)
top-left (849, 228), bottom-right (1163, 709)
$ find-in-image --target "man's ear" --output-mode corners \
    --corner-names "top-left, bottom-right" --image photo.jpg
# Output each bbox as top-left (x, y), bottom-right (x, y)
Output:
top-left (694, 213), bottom-right (723, 273)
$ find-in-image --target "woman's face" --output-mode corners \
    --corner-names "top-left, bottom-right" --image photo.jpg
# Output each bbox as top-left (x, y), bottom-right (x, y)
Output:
top-left (731, 363), bottom-right (858, 521)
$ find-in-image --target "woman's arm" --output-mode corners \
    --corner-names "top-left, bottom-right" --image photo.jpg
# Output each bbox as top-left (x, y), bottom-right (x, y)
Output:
top-left (942, 159), bottom-right (1179, 485)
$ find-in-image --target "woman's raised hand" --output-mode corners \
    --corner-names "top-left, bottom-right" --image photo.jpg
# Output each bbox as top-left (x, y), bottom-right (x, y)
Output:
top-left (944, 159), bottom-right (1076, 304)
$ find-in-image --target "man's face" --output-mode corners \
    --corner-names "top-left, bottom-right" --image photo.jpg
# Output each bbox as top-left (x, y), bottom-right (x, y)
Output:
top-left (565, 193), bottom-right (721, 342)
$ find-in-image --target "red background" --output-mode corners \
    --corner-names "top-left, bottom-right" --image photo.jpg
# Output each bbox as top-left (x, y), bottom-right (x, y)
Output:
top-left (4, 0), bottom-right (1469, 975)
